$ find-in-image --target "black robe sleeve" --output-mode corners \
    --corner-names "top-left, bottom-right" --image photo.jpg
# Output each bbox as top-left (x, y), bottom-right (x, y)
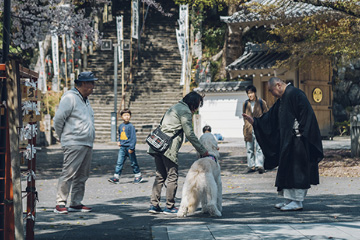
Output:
top-left (253, 100), bottom-right (281, 170)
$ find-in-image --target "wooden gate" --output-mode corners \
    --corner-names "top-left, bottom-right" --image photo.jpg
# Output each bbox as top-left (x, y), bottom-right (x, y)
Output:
top-left (299, 57), bottom-right (333, 138)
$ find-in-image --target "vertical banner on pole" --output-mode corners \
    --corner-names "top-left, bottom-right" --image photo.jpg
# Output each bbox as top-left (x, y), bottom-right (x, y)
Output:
top-left (38, 41), bottom-right (47, 93)
top-left (116, 16), bottom-right (123, 63)
top-left (176, 29), bottom-right (184, 60)
top-left (62, 34), bottom-right (68, 91)
top-left (51, 32), bottom-right (59, 92)
top-left (178, 5), bottom-right (188, 86)
top-left (70, 73), bottom-right (75, 89)
top-left (132, 0), bottom-right (139, 39)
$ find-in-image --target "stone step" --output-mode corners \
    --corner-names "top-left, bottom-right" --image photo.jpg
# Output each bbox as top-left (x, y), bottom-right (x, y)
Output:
top-left (85, 2), bottom-right (181, 143)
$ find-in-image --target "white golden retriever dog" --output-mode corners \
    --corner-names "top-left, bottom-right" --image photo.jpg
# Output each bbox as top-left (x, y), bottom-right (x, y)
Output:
top-left (177, 132), bottom-right (222, 217)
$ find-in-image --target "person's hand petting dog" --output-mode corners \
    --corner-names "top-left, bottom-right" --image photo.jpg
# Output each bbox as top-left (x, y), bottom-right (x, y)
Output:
top-left (201, 151), bottom-right (209, 157)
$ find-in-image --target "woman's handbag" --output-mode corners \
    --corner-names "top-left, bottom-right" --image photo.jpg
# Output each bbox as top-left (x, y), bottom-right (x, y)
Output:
top-left (146, 126), bottom-right (183, 153)
top-left (146, 114), bottom-right (183, 153)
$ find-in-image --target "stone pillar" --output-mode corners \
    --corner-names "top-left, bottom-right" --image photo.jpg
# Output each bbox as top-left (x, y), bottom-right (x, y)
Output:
top-left (350, 105), bottom-right (360, 157)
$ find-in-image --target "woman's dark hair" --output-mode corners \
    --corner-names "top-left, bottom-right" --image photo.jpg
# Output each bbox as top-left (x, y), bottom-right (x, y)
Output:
top-left (120, 108), bottom-right (132, 116)
top-left (182, 91), bottom-right (204, 112)
top-left (202, 125), bottom-right (212, 133)
top-left (245, 85), bottom-right (257, 94)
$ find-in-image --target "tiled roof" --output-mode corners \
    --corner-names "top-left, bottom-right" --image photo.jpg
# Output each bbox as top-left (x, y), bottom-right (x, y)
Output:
top-left (221, 0), bottom-right (332, 25)
top-left (194, 81), bottom-right (252, 93)
top-left (226, 42), bottom-right (289, 71)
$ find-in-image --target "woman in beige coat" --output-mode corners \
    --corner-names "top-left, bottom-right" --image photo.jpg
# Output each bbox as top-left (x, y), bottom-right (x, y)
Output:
top-left (148, 92), bottom-right (209, 215)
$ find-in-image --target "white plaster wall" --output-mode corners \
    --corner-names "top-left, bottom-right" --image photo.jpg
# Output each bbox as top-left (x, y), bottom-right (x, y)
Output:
top-left (199, 92), bottom-right (248, 139)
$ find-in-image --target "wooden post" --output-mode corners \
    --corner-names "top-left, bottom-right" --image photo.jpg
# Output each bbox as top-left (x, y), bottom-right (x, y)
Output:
top-left (6, 60), bottom-right (23, 240)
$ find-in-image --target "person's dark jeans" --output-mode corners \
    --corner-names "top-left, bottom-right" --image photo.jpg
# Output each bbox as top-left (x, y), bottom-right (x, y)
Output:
top-left (115, 146), bottom-right (140, 175)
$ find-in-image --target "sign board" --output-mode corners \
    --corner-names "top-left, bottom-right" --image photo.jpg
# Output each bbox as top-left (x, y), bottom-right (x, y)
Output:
top-left (101, 40), bottom-right (112, 50)
top-left (23, 111), bottom-right (42, 123)
top-left (21, 86), bottom-right (44, 101)
top-left (123, 40), bottom-right (131, 51)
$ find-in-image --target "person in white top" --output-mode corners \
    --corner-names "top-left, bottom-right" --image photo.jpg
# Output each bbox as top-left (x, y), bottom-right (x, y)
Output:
top-left (53, 71), bottom-right (97, 214)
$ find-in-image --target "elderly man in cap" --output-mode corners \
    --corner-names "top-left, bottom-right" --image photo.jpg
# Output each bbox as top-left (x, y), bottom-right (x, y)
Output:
top-left (53, 71), bottom-right (98, 214)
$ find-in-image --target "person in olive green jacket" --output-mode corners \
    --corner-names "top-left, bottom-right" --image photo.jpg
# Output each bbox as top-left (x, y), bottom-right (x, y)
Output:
top-left (148, 91), bottom-right (209, 215)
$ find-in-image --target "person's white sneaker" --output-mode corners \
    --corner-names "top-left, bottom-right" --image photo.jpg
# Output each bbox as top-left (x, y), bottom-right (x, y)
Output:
top-left (280, 201), bottom-right (303, 211)
top-left (274, 199), bottom-right (291, 209)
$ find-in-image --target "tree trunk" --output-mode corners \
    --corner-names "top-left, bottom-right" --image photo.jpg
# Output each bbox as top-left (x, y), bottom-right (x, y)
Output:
top-left (218, 4), bottom-right (243, 80)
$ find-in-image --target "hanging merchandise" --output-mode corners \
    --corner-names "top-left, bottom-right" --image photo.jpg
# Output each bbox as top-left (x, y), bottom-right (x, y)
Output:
top-left (23, 144), bottom-right (37, 160)
top-left (26, 170), bottom-right (36, 182)
top-left (20, 124), bottom-right (38, 141)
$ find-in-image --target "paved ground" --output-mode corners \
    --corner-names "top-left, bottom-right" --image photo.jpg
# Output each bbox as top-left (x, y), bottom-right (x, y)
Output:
top-left (28, 137), bottom-right (360, 239)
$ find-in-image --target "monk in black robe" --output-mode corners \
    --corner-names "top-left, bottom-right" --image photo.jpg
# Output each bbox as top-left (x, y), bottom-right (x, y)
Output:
top-left (243, 77), bottom-right (323, 211)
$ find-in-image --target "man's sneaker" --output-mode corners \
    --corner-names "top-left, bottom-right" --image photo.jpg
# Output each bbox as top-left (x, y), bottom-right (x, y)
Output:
top-left (68, 205), bottom-right (92, 212)
top-left (108, 177), bottom-right (119, 184)
top-left (163, 206), bottom-right (178, 215)
top-left (134, 176), bottom-right (143, 184)
top-left (149, 205), bottom-right (163, 214)
top-left (54, 205), bottom-right (68, 214)
top-left (258, 167), bottom-right (265, 174)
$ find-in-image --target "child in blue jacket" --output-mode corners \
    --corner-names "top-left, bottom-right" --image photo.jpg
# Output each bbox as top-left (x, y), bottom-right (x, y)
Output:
top-left (109, 109), bottom-right (143, 184)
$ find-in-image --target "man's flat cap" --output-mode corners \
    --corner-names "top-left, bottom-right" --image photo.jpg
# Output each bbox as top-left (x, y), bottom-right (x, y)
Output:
top-left (77, 71), bottom-right (98, 81)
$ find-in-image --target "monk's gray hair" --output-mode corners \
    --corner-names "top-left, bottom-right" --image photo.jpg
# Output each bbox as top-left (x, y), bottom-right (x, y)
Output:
top-left (268, 77), bottom-right (284, 87)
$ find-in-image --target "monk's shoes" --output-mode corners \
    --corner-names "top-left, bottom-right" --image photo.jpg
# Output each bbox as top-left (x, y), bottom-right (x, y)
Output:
top-left (280, 201), bottom-right (303, 211)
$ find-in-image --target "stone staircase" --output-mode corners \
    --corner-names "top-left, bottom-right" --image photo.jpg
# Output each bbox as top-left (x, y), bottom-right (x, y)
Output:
top-left (86, 3), bottom-right (183, 143)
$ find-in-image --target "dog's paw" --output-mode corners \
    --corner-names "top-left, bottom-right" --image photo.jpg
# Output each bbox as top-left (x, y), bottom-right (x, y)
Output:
top-left (210, 211), bottom-right (222, 217)
top-left (177, 212), bottom-right (187, 217)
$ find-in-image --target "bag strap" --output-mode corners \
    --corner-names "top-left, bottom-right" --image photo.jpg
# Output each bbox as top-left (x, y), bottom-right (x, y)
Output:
top-left (158, 113), bottom-right (183, 139)
top-left (243, 99), bottom-right (249, 113)
top-left (171, 128), bottom-right (183, 139)
top-left (258, 98), bottom-right (264, 113)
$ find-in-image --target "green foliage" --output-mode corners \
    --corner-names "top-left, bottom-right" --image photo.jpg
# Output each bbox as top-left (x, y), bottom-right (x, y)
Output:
top-left (202, 26), bottom-right (226, 58)
top-left (334, 120), bottom-right (350, 136)
top-left (42, 91), bottom-right (63, 118)
top-left (259, 2), bottom-right (360, 66)
top-left (174, 0), bottom-right (242, 11)
top-left (210, 58), bottom-right (223, 81)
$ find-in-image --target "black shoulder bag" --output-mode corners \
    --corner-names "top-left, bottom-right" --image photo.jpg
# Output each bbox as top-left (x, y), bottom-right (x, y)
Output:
top-left (146, 115), bottom-right (183, 153)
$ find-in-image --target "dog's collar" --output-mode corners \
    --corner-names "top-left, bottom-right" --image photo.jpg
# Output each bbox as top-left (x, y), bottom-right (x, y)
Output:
top-left (208, 154), bottom-right (217, 163)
